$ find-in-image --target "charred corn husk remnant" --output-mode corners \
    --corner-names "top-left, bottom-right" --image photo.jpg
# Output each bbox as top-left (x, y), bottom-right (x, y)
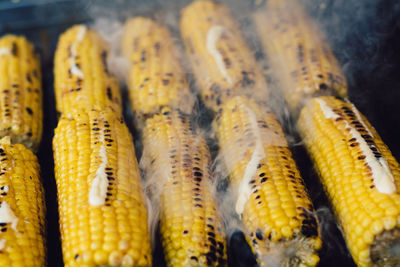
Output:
top-left (54, 25), bottom-right (122, 116)
top-left (298, 96), bottom-right (400, 266)
top-left (122, 17), bottom-right (194, 122)
top-left (214, 96), bottom-right (321, 266)
top-left (142, 107), bottom-right (227, 266)
top-left (53, 109), bottom-right (152, 266)
top-left (0, 35), bottom-right (42, 151)
top-left (181, 0), bottom-right (269, 112)
top-left (253, 0), bottom-right (347, 116)
top-left (0, 136), bottom-right (45, 267)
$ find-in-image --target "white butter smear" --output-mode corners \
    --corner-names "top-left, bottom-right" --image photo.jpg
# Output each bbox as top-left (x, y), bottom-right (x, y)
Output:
top-left (0, 48), bottom-right (10, 57)
top-left (0, 202), bottom-right (18, 232)
top-left (206, 25), bottom-right (232, 84)
top-left (0, 240), bottom-right (5, 250)
top-left (70, 26), bottom-right (87, 78)
top-left (235, 107), bottom-right (265, 217)
top-left (316, 99), bottom-right (396, 194)
top-left (89, 134), bottom-right (109, 206)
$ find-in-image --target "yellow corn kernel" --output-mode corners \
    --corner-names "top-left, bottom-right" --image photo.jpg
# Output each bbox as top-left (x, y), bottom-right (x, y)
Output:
top-left (298, 96), bottom-right (400, 266)
top-left (121, 17), bottom-right (194, 122)
top-left (253, 0), bottom-right (347, 116)
top-left (142, 107), bottom-right (227, 266)
top-left (53, 109), bottom-right (151, 266)
top-left (0, 136), bottom-right (45, 267)
top-left (0, 35), bottom-right (42, 151)
top-left (180, 0), bottom-right (269, 112)
top-left (214, 96), bottom-right (321, 266)
top-left (54, 25), bottom-right (122, 116)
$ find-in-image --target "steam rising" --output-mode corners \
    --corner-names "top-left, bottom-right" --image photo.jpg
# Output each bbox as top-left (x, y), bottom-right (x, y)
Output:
top-left (85, 0), bottom-right (397, 265)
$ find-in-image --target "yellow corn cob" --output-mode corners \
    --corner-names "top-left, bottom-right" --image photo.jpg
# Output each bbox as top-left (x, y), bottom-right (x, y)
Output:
top-left (53, 109), bottom-right (151, 266)
top-left (54, 25), bottom-right (122, 116)
top-left (0, 35), bottom-right (42, 151)
top-left (0, 136), bottom-right (45, 267)
top-left (252, 0), bottom-right (347, 116)
top-left (121, 17), bottom-right (194, 122)
top-left (298, 96), bottom-right (400, 266)
top-left (142, 107), bottom-right (227, 266)
top-left (213, 96), bottom-right (321, 266)
top-left (180, 0), bottom-right (269, 112)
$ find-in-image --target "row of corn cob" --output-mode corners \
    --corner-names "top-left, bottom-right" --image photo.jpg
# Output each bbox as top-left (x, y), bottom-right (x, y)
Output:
top-left (52, 26), bottom-right (152, 266)
top-left (252, 0), bottom-right (400, 266)
top-left (121, 16), bottom-right (227, 266)
top-left (180, 1), bottom-right (322, 266)
top-left (0, 35), bottom-right (46, 266)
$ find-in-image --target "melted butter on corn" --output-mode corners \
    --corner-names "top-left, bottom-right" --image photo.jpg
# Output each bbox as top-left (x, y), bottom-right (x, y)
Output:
top-left (206, 25), bottom-right (232, 84)
top-left (236, 107), bottom-right (265, 217)
top-left (0, 202), bottom-right (18, 232)
top-left (0, 240), bottom-right (5, 250)
top-left (89, 134), bottom-right (109, 206)
top-left (69, 25), bottom-right (86, 78)
top-left (316, 98), bottom-right (395, 194)
top-left (0, 48), bottom-right (10, 57)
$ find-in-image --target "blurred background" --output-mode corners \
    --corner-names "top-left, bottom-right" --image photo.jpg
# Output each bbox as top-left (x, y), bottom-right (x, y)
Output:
top-left (0, 0), bottom-right (399, 266)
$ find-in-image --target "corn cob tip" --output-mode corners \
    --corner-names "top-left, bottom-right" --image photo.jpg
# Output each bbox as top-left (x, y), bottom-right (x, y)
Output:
top-left (370, 228), bottom-right (400, 266)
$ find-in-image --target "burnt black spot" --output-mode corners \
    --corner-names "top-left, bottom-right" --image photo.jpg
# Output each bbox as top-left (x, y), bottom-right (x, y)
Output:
top-left (259, 172), bottom-right (265, 177)
top-left (183, 230), bottom-right (188, 234)
top-left (208, 232), bottom-right (216, 238)
top-left (11, 42), bottom-right (18, 56)
top-left (1, 228), bottom-right (6, 232)
top-left (26, 73), bottom-right (32, 83)
top-left (319, 83), bottom-right (328, 90)
top-left (162, 79), bottom-right (169, 86)
top-left (190, 256), bottom-right (198, 262)
top-left (194, 171), bottom-right (203, 177)
top-left (301, 217), bottom-right (319, 238)
top-left (74, 254), bottom-right (79, 260)
top-left (26, 107), bottom-right (33, 115)
top-left (256, 229), bottom-right (263, 240)
top-left (107, 87), bottom-right (112, 100)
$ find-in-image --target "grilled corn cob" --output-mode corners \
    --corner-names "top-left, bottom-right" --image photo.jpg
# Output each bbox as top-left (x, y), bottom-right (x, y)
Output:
top-left (141, 107), bottom-right (227, 266)
top-left (180, 0), bottom-right (269, 112)
top-left (298, 96), bottom-right (400, 266)
top-left (214, 96), bottom-right (321, 266)
top-left (0, 35), bottom-right (42, 151)
top-left (53, 109), bottom-right (151, 266)
top-left (54, 25), bottom-right (122, 116)
top-left (252, 0), bottom-right (347, 116)
top-left (121, 17), bottom-right (194, 122)
top-left (0, 136), bottom-right (45, 267)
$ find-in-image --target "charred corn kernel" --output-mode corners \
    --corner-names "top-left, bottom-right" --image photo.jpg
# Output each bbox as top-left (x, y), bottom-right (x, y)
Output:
top-left (298, 96), bottom-right (400, 267)
top-left (252, 0), bottom-right (347, 116)
top-left (0, 35), bottom-right (42, 151)
top-left (54, 25), bottom-right (122, 116)
top-left (180, 0), bottom-right (269, 112)
top-left (121, 17), bottom-right (194, 122)
top-left (0, 136), bottom-right (45, 267)
top-left (213, 96), bottom-right (320, 266)
top-left (53, 109), bottom-right (151, 267)
top-left (142, 107), bottom-right (227, 267)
